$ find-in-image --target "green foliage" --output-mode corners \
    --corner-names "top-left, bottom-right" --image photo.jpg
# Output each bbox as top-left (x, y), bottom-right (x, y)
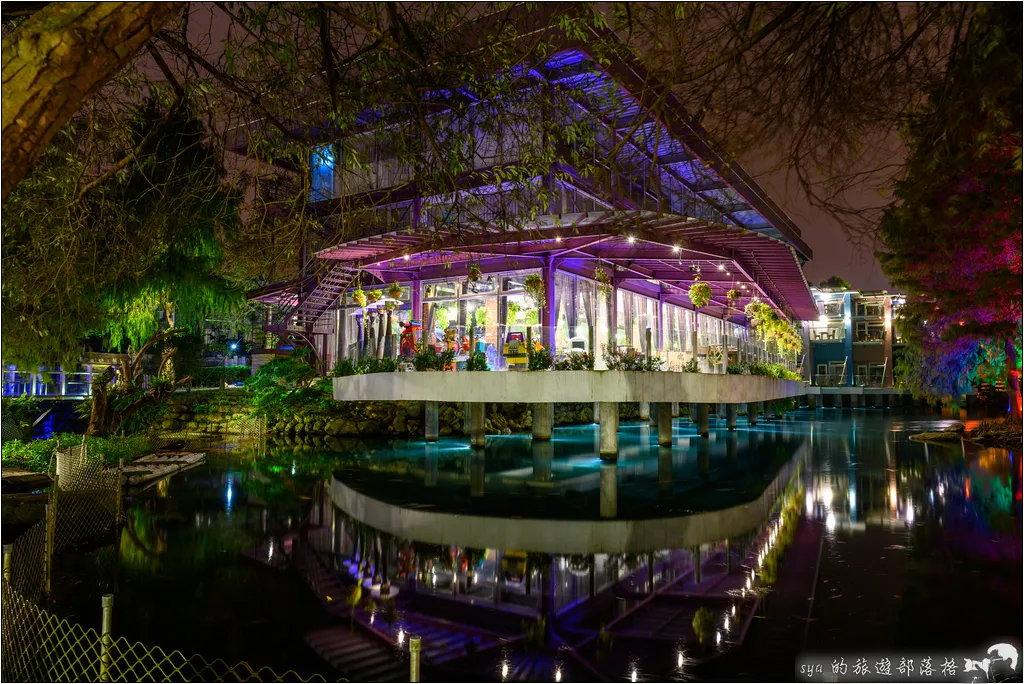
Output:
top-left (555, 351), bottom-right (594, 370)
top-left (2, 103), bottom-right (241, 369)
top-left (1, 433), bottom-right (153, 473)
top-left (745, 301), bottom-right (802, 355)
top-left (596, 626), bottom-right (614, 662)
top-left (193, 365), bottom-right (251, 387)
top-left (727, 362), bottom-right (747, 375)
top-left (746, 361), bottom-right (801, 381)
top-left (681, 359), bottom-right (700, 373)
top-left (412, 343), bottom-right (455, 371)
top-left (474, 306), bottom-right (490, 328)
top-left (527, 346), bottom-right (553, 371)
top-left (244, 354), bottom-right (324, 416)
top-left (688, 281), bottom-right (712, 308)
top-left (692, 607), bottom-right (715, 645)
top-left (465, 352), bottom-right (489, 371)
top-left (603, 347), bottom-right (664, 371)
top-left (332, 357), bottom-right (399, 376)
top-left (817, 275), bottom-right (852, 290)
top-left (2, 394), bottom-right (42, 436)
top-left (523, 273), bottom-right (545, 308)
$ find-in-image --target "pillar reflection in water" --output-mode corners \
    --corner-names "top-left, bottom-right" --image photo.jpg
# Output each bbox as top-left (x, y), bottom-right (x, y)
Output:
top-left (424, 445), bottom-right (438, 487)
top-left (470, 451), bottom-right (485, 497)
top-left (698, 438), bottom-right (711, 479)
top-left (658, 446), bottom-right (673, 496)
top-left (726, 433), bottom-right (738, 470)
top-left (532, 440), bottom-right (553, 482)
top-left (600, 462), bottom-right (617, 518)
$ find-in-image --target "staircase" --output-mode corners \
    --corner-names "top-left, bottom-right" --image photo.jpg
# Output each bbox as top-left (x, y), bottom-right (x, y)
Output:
top-left (271, 263), bottom-right (352, 332)
top-left (305, 627), bottom-right (407, 682)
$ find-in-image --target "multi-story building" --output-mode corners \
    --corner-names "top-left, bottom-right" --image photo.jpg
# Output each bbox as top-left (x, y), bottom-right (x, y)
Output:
top-left (249, 40), bottom-right (820, 373)
top-left (804, 287), bottom-right (906, 388)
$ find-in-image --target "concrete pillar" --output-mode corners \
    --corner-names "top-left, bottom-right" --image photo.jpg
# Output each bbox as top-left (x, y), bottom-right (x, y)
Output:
top-left (463, 403), bottom-right (471, 435)
top-left (692, 547), bottom-right (702, 584)
top-left (599, 402), bottom-right (618, 457)
top-left (649, 404), bottom-right (658, 427)
top-left (807, 393), bottom-right (817, 410)
top-left (639, 402), bottom-right (650, 422)
top-left (671, 402), bottom-right (680, 418)
top-left (726, 404), bottom-right (737, 430)
top-left (600, 463), bottom-right (617, 518)
top-left (532, 403), bottom-right (553, 441)
top-left (747, 402), bottom-right (758, 426)
top-left (689, 403), bottom-right (698, 423)
top-left (592, 401), bottom-right (600, 424)
top-left (532, 441), bottom-right (553, 481)
top-left (470, 402), bottom-right (486, 449)
top-left (657, 402), bottom-right (674, 446)
top-left (425, 401), bottom-right (439, 442)
top-left (696, 403), bottom-right (709, 437)
top-left (470, 452), bottom-right (485, 497)
top-left (850, 393), bottom-right (860, 409)
top-left (424, 446), bottom-right (438, 487)
top-left (761, 400), bottom-right (771, 422)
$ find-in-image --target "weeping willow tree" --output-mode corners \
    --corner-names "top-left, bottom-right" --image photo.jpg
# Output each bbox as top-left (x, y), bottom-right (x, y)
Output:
top-left (2, 96), bottom-right (241, 434)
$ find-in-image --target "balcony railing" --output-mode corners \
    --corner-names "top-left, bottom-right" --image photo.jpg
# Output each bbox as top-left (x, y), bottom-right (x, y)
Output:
top-left (854, 374), bottom-right (886, 388)
top-left (853, 329), bottom-right (886, 343)
top-left (820, 302), bottom-right (844, 317)
top-left (810, 327), bottom-right (845, 342)
top-left (813, 374), bottom-right (846, 387)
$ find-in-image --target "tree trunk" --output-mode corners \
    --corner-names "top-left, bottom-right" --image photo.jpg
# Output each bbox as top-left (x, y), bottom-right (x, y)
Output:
top-left (86, 367), bottom-right (116, 436)
top-left (2, 2), bottom-right (182, 201)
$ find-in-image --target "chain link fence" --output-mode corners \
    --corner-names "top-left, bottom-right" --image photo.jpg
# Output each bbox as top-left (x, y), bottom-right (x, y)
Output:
top-left (2, 436), bottom-right (330, 683)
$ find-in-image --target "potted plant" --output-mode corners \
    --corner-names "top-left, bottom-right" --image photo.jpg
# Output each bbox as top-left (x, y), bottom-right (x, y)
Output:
top-left (367, 289), bottom-right (382, 305)
top-left (594, 265), bottom-right (612, 297)
top-left (688, 279), bottom-right (712, 309)
top-left (468, 262), bottom-right (482, 283)
top-left (387, 282), bottom-right (403, 301)
top-left (523, 273), bottom-right (545, 308)
top-left (727, 289), bottom-right (741, 306)
top-left (353, 287), bottom-right (367, 308)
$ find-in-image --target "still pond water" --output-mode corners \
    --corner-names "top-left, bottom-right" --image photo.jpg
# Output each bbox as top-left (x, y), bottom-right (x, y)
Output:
top-left (49, 409), bottom-right (1021, 680)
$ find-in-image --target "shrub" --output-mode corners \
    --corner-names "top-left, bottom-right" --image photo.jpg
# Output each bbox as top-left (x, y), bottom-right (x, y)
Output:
top-left (604, 347), bottom-right (664, 371)
top-left (465, 352), bottom-right (489, 371)
top-left (412, 343), bottom-right (454, 371)
top-left (681, 359), bottom-right (700, 373)
top-left (555, 351), bottom-right (594, 370)
top-left (527, 346), bottom-right (553, 371)
top-left (692, 607), bottom-right (715, 645)
top-left (1, 433), bottom-right (153, 473)
top-left (727, 362), bottom-right (747, 375)
top-left (193, 365), bottom-right (250, 387)
top-left (2, 394), bottom-right (42, 436)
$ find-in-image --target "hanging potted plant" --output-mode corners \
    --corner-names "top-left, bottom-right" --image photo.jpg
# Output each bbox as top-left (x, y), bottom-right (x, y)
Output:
top-left (594, 265), bottom-right (612, 298)
top-left (353, 287), bottom-right (367, 308)
top-left (366, 289), bottom-right (383, 306)
top-left (468, 262), bottom-right (482, 283)
top-left (523, 273), bottom-right (545, 308)
top-left (688, 277), bottom-right (712, 309)
top-left (387, 282), bottom-right (403, 301)
top-left (727, 289), bottom-right (741, 306)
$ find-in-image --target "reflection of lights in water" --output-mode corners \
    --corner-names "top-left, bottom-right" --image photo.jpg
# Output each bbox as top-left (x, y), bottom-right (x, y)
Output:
top-left (849, 489), bottom-right (856, 511)
top-left (929, 490), bottom-right (934, 504)
top-left (501, 661), bottom-right (509, 679)
top-left (826, 512), bottom-right (836, 533)
top-left (905, 503), bottom-right (914, 523)
top-left (806, 491), bottom-right (814, 515)
top-left (291, 461), bottom-right (296, 476)
top-left (746, 577), bottom-right (751, 591)
top-left (370, 612), bottom-right (375, 625)
top-left (937, 483), bottom-right (945, 497)
top-left (822, 486), bottom-right (833, 508)
top-left (631, 667), bottom-right (638, 682)
top-left (555, 667), bottom-right (562, 682)
top-left (716, 630), bottom-right (722, 646)
top-left (268, 540), bottom-right (274, 560)
top-left (732, 605), bottom-right (736, 617)
top-left (677, 652), bottom-right (685, 669)
top-left (225, 479), bottom-right (233, 509)
top-left (724, 616), bottom-right (730, 631)
top-left (397, 628), bottom-right (404, 646)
